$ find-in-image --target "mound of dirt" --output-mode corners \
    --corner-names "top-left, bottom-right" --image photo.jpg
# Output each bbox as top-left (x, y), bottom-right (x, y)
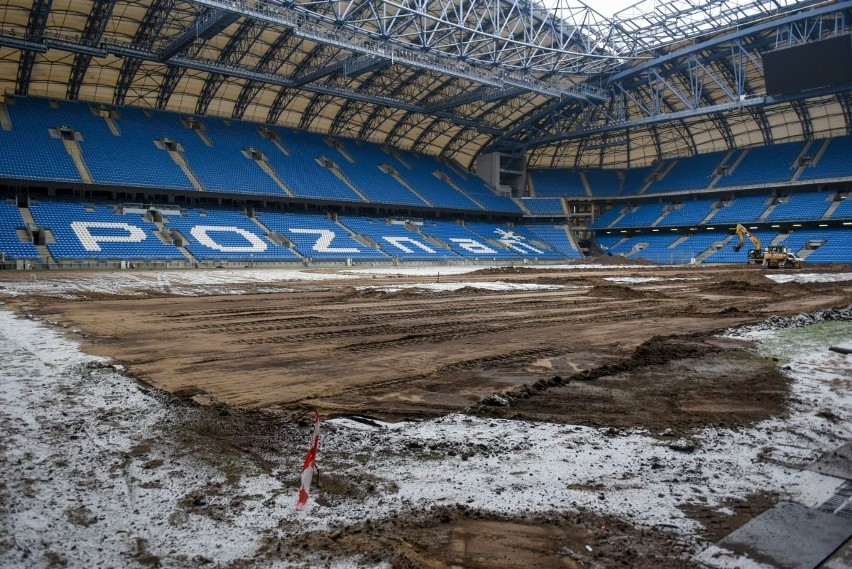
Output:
top-left (473, 335), bottom-right (789, 432)
top-left (586, 283), bottom-right (664, 300)
top-left (570, 254), bottom-right (657, 266)
top-left (469, 266), bottom-right (545, 276)
top-left (700, 278), bottom-right (779, 294)
top-left (451, 286), bottom-right (495, 296)
top-left (263, 506), bottom-right (694, 569)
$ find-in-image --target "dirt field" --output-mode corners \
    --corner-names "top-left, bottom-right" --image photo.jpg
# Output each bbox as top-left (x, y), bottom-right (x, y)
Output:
top-left (9, 265), bottom-right (850, 427)
top-left (1, 263), bottom-right (851, 568)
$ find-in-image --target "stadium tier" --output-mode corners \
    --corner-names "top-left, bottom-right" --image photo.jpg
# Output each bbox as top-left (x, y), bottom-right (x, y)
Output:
top-left (656, 197), bottom-right (718, 227)
top-left (765, 190), bottom-right (833, 222)
top-left (521, 198), bottom-right (565, 216)
top-left (29, 201), bottom-right (185, 261)
top-left (518, 224), bottom-right (583, 259)
top-left (799, 135), bottom-right (852, 181)
top-left (1, 94), bottom-right (851, 266)
top-left (716, 141), bottom-right (803, 187)
top-left (1, 96), bottom-right (517, 210)
top-left (611, 203), bottom-right (666, 228)
top-left (167, 209), bottom-right (302, 262)
top-left (337, 217), bottom-right (459, 261)
top-left (530, 169), bottom-right (586, 197)
top-left (417, 220), bottom-right (520, 260)
top-left (0, 200), bottom-right (40, 260)
top-left (464, 221), bottom-right (564, 260)
top-left (1, 198), bottom-right (597, 263)
top-left (255, 211), bottom-right (388, 261)
top-left (648, 151), bottom-right (729, 193)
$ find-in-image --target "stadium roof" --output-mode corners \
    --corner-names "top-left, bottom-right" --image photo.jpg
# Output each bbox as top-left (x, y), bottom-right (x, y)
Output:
top-left (0, 0), bottom-right (850, 169)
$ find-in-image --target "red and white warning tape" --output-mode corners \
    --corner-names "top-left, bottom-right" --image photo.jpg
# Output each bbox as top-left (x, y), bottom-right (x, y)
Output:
top-left (296, 410), bottom-right (320, 510)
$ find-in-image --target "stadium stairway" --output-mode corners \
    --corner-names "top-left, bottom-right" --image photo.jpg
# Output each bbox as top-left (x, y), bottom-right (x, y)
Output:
top-left (0, 103), bottom-right (12, 131)
top-left (249, 154), bottom-right (295, 197)
top-left (167, 146), bottom-right (204, 192)
top-left (61, 137), bottom-right (93, 184)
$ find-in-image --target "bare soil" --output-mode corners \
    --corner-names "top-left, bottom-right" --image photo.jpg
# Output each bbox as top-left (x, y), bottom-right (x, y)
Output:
top-left (11, 266), bottom-right (849, 426)
top-left (255, 506), bottom-right (695, 569)
top-left (2, 264), bottom-right (851, 568)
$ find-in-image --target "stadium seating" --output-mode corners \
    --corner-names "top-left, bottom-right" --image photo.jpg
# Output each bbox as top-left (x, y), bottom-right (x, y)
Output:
top-left (710, 194), bottom-right (770, 224)
top-left (657, 197), bottom-right (717, 226)
top-left (765, 190), bottom-right (832, 222)
top-left (255, 211), bottom-right (387, 261)
top-left (0, 98), bottom-right (82, 183)
top-left (167, 209), bottom-right (301, 262)
top-left (29, 200), bottom-right (185, 261)
top-left (465, 221), bottom-right (564, 259)
top-left (268, 130), bottom-right (366, 202)
top-left (521, 198), bottom-right (565, 215)
top-left (800, 135), bottom-right (852, 181)
top-left (418, 220), bottom-right (518, 259)
top-left (529, 169), bottom-right (587, 197)
top-left (802, 228), bottom-right (852, 262)
top-left (0, 200), bottom-right (40, 260)
top-left (828, 197), bottom-right (852, 219)
top-left (716, 141), bottom-right (802, 187)
top-left (519, 224), bottom-right (582, 259)
top-left (420, 155), bottom-right (522, 213)
top-left (82, 107), bottom-right (195, 190)
top-left (611, 203), bottom-right (666, 228)
top-left (591, 205), bottom-right (627, 229)
top-left (337, 217), bottom-right (458, 260)
top-left (621, 166), bottom-right (655, 195)
top-left (383, 154), bottom-right (483, 211)
top-left (583, 169), bottom-right (622, 197)
top-left (648, 151), bottom-right (727, 193)
top-left (333, 141), bottom-right (428, 206)
top-left (179, 118), bottom-right (288, 196)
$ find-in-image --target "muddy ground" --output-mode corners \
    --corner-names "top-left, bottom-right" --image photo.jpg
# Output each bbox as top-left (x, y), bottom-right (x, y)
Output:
top-left (1, 264), bottom-right (851, 568)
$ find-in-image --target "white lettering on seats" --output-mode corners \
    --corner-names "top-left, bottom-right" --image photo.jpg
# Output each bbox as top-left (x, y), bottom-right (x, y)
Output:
top-left (448, 237), bottom-right (497, 254)
top-left (190, 225), bottom-right (268, 252)
top-left (288, 228), bottom-right (359, 253)
top-left (71, 221), bottom-right (147, 252)
top-left (382, 236), bottom-right (436, 254)
top-left (494, 229), bottom-right (544, 255)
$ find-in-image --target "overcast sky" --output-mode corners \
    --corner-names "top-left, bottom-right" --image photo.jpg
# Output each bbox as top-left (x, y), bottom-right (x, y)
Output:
top-left (574, 0), bottom-right (646, 19)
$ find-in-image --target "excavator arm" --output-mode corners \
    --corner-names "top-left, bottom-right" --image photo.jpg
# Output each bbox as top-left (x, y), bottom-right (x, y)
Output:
top-left (733, 224), bottom-right (761, 253)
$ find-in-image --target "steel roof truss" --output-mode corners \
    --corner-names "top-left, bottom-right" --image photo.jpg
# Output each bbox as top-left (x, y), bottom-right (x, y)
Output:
top-left (67, 0), bottom-right (117, 101)
top-left (16, 0), bottom-right (53, 96)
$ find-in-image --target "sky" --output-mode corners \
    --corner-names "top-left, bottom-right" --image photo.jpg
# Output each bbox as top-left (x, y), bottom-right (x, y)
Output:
top-left (585, 0), bottom-right (644, 18)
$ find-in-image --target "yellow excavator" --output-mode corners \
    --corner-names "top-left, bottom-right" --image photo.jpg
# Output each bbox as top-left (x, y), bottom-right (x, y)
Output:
top-left (733, 224), bottom-right (803, 268)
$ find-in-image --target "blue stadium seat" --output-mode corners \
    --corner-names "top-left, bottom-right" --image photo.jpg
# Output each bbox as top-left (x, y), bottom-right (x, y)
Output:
top-left (800, 136), bottom-right (852, 181)
top-left (716, 142), bottom-right (802, 187)
top-left (765, 191), bottom-right (832, 222)
top-left (648, 151), bottom-right (727, 193)
top-left (465, 221), bottom-right (564, 260)
top-left (612, 203), bottom-right (666, 228)
top-left (418, 220), bottom-right (518, 259)
top-left (29, 200), bottom-right (185, 261)
top-left (710, 194), bottom-right (771, 224)
top-left (337, 217), bottom-right (458, 260)
top-left (519, 224), bottom-right (582, 259)
top-left (167, 209), bottom-right (301, 262)
top-left (657, 197), bottom-right (717, 226)
top-left (256, 211), bottom-right (387, 261)
top-left (521, 198), bottom-right (565, 215)
top-left (0, 98), bottom-right (82, 183)
top-left (529, 169), bottom-right (586, 197)
top-left (0, 200), bottom-right (40, 260)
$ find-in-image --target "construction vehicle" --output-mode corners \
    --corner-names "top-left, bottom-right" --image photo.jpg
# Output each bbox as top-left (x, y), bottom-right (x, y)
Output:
top-left (733, 224), bottom-right (803, 268)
